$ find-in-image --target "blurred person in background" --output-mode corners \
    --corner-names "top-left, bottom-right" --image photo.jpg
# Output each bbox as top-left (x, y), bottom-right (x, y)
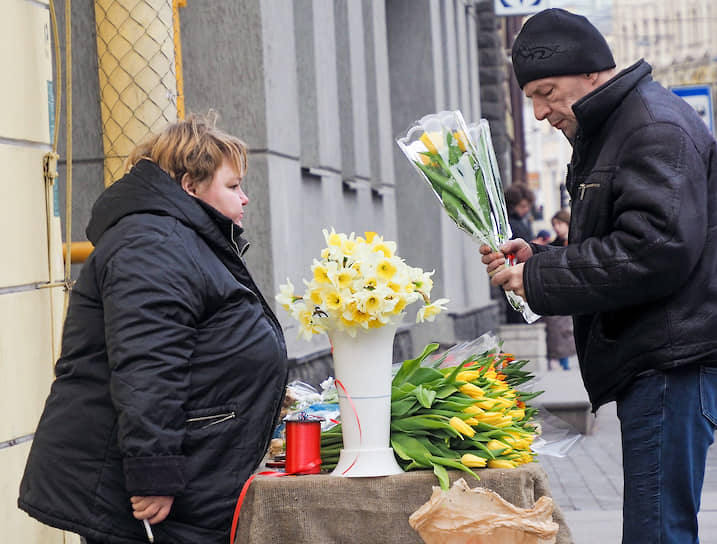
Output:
top-left (550, 209), bottom-right (570, 247)
top-left (544, 210), bottom-right (575, 370)
top-left (532, 229), bottom-right (552, 245)
top-left (481, 8), bottom-right (717, 543)
top-left (505, 183), bottom-right (536, 243)
top-left (18, 114), bottom-right (288, 544)
top-left (503, 183), bottom-right (536, 323)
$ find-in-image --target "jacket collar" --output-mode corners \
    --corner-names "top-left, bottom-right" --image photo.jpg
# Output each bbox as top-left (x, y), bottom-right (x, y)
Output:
top-left (573, 59), bottom-right (652, 140)
top-left (196, 198), bottom-right (250, 256)
top-left (87, 159), bottom-right (249, 257)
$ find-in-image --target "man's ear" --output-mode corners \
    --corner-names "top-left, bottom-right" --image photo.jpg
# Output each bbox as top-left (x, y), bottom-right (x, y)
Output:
top-left (586, 72), bottom-right (601, 85)
top-left (181, 173), bottom-right (198, 197)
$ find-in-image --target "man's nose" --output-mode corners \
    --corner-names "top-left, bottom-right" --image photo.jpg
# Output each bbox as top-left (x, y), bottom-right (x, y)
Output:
top-left (532, 99), bottom-right (549, 121)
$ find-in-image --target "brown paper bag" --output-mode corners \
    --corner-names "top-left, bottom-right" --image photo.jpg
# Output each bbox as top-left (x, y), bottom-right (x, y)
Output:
top-left (409, 478), bottom-right (559, 544)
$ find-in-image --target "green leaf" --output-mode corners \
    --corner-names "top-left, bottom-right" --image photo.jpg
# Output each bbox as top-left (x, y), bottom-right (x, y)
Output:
top-left (433, 463), bottom-right (450, 490)
top-left (427, 454), bottom-right (480, 482)
top-left (464, 439), bottom-right (497, 459)
top-left (433, 384), bottom-right (458, 399)
top-left (517, 390), bottom-right (545, 402)
top-left (392, 343), bottom-right (440, 386)
top-left (415, 385), bottom-right (437, 409)
top-left (391, 434), bottom-right (433, 466)
top-left (407, 367), bottom-right (445, 386)
top-left (390, 415), bottom-right (462, 438)
top-left (391, 397), bottom-right (419, 417)
top-left (390, 436), bottom-right (414, 462)
top-left (415, 408), bottom-right (470, 420)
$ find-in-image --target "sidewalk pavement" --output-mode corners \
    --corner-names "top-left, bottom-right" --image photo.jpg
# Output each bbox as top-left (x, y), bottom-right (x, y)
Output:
top-left (533, 364), bottom-right (717, 544)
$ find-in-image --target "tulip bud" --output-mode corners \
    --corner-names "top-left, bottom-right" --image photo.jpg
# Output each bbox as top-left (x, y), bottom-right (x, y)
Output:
top-left (420, 132), bottom-right (440, 154)
top-left (508, 409), bottom-right (525, 420)
top-left (488, 459), bottom-right (517, 469)
top-left (456, 370), bottom-right (481, 382)
top-left (449, 416), bottom-right (476, 437)
top-left (486, 439), bottom-right (512, 454)
top-left (459, 383), bottom-right (485, 399)
top-left (476, 398), bottom-right (497, 410)
top-left (461, 454), bottom-right (487, 467)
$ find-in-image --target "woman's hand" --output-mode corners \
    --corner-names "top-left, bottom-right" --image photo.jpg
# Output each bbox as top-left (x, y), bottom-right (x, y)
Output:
top-left (130, 495), bottom-right (174, 525)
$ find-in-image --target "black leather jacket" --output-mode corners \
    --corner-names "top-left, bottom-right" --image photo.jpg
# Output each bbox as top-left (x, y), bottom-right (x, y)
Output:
top-left (524, 60), bottom-right (717, 409)
top-left (19, 160), bottom-right (288, 543)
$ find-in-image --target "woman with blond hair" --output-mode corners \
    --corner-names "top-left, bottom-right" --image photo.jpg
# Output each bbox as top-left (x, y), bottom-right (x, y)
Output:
top-left (19, 114), bottom-right (288, 543)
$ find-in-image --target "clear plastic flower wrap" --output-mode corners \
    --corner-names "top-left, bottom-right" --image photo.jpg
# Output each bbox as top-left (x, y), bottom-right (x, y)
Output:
top-left (397, 110), bottom-right (539, 323)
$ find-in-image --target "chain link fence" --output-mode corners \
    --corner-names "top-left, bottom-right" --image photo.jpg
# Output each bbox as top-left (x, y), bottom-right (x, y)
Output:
top-left (94, 0), bottom-right (179, 186)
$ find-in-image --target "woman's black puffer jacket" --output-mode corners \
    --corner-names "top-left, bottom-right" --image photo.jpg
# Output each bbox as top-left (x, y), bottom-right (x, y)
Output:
top-left (524, 61), bottom-right (717, 409)
top-left (18, 160), bottom-right (288, 543)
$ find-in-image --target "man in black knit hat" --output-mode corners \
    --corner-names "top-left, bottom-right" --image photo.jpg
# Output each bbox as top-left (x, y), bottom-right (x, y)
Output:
top-left (481, 8), bottom-right (717, 544)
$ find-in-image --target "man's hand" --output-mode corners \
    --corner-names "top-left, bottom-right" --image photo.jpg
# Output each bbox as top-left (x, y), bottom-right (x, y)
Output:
top-left (479, 239), bottom-right (533, 300)
top-left (131, 495), bottom-right (174, 525)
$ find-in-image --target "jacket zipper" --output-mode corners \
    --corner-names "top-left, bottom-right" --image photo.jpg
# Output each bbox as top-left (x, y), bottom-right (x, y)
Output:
top-left (229, 226), bottom-right (242, 256)
top-left (186, 411), bottom-right (236, 429)
top-left (578, 182), bottom-right (600, 200)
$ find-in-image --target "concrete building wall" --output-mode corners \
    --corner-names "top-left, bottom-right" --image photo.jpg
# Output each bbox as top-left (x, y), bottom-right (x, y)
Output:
top-left (52, 0), bottom-right (500, 385)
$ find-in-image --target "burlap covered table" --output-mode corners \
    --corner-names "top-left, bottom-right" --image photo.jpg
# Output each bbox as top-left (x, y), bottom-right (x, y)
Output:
top-left (235, 462), bottom-right (573, 543)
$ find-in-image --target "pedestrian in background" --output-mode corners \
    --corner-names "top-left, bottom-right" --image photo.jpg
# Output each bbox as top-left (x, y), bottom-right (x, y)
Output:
top-left (18, 114), bottom-right (289, 544)
top-left (505, 183), bottom-right (536, 243)
top-left (531, 229), bottom-right (552, 245)
top-left (549, 209), bottom-right (570, 247)
top-left (503, 183), bottom-right (536, 323)
top-left (544, 209), bottom-right (575, 371)
top-left (481, 8), bottom-right (717, 543)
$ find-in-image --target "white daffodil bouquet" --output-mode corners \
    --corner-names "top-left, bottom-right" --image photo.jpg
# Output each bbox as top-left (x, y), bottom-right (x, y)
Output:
top-left (276, 229), bottom-right (448, 340)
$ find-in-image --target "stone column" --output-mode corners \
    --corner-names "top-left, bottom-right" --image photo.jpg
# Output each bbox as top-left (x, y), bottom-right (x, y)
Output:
top-left (181, 0), bottom-right (302, 303)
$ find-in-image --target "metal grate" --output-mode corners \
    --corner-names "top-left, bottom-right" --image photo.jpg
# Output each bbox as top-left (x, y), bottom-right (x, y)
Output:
top-left (94, 0), bottom-right (179, 186)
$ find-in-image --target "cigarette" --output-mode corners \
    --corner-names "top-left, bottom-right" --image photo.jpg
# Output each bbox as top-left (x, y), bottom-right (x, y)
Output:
top-left (142, 519), bottom-right (154, 543)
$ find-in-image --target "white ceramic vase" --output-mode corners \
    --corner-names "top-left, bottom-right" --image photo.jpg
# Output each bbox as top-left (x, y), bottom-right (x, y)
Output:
top-left (328, 323), bottom-right (404, 477)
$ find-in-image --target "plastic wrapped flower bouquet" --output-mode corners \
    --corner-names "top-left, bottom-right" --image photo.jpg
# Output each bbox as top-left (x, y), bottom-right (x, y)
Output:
top-left (396, 110), bottom-right (538, 323)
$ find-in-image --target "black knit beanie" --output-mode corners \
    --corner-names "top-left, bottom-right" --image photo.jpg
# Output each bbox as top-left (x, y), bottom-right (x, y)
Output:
top-left (512, 8), bottom-right (615, 89)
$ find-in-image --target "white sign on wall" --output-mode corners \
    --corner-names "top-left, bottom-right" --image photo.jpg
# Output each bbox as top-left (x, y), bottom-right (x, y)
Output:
top-left (671, 85), bottom-right (714, 135)
top-left (495, 0), bottom-right (550, 16)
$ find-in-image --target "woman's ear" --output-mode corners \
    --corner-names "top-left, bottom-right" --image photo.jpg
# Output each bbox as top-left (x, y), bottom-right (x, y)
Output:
top-left (181, 173), bottom-right (198, 197)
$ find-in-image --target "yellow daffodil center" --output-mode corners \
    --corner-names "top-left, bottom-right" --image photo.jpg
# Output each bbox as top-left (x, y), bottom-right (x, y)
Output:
top-left (377, 259), bottom-right (397, 280)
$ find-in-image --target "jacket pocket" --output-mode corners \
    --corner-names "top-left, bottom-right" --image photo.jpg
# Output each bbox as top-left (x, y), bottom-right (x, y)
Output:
top-left (700, 367), bottom-right (717, 427)
top-left (581, 314), bottom-right (621, 402)
top-left (186, 410), bottom-right (236, 430)
top-left (185, 404), bottom-right (237, 433)
top-left (570, 168), bottom-right (615, 241)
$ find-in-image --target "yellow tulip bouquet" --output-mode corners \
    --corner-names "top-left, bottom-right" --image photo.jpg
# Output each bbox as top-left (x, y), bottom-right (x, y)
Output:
top-left (396, 111), bottom-right (538, 323)
top-left (276, 229), bottom-right (448, 340)
top-left (321, 342), bottom-right (543, 489)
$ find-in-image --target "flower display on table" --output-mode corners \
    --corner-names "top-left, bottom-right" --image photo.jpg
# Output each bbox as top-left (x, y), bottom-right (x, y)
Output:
top-left (396, 111), bottom-right (538, 323)
top-left (321, 343), bottom-right (543, 489)
top-left (276, 228), bottom-right (449, 340)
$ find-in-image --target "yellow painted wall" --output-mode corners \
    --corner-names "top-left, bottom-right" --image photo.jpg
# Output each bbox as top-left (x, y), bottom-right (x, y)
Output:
top-left (0, 0), bottom-right (73, 541)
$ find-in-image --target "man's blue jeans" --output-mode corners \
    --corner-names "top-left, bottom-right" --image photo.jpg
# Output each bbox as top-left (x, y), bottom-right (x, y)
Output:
top-left (616, 365), bottom-right (717, 544)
